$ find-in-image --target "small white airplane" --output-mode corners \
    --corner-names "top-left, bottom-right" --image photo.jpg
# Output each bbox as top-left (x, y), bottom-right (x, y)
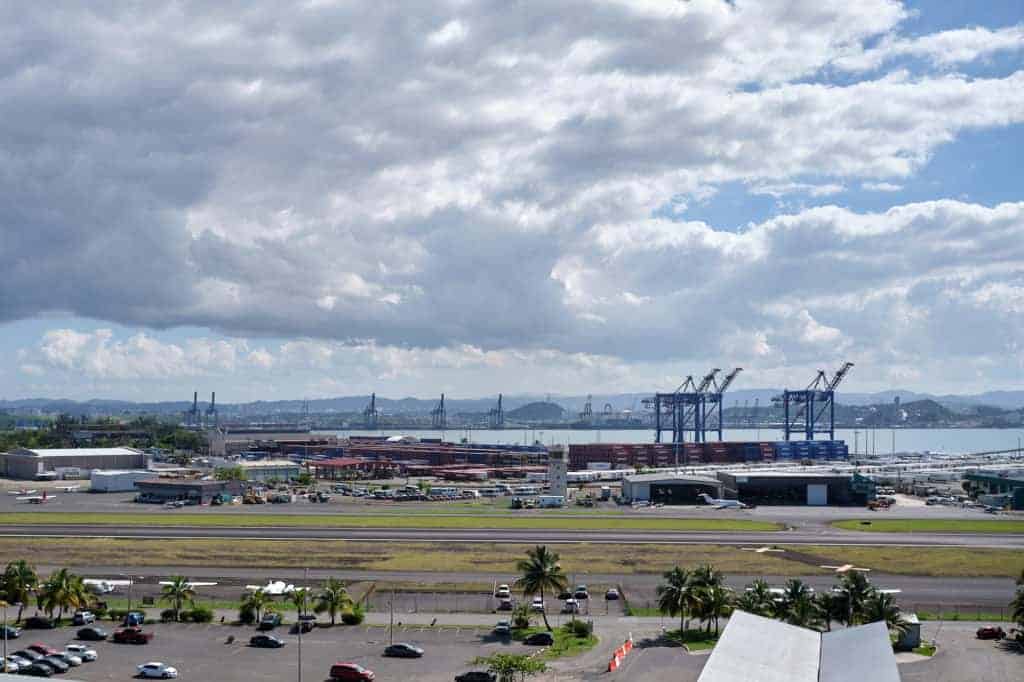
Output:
top-left (830, 586), bottom-right (902, 595)
top-left (8, 488), bottom-right (39, 495)
top-left (245, 580), bottom-right (298, 596)
top-left (57, 484), bottom-right (81, 493)
top-left (742, 546), bottom-right (785, 554)
top-left (159, 580), bottom-right (218, 588)
top-left (17, 490), bottom-right (56, 504)
top-left (698, 493), bottom-right (750, 509)
top-left (821, 563), bottom-right (871, 574)
top-left (83, 578), bottom-right (133, 594)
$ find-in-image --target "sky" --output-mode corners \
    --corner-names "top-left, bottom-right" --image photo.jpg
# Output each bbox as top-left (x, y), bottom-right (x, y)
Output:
top-left (1, 0), bottom-right (1023, 403)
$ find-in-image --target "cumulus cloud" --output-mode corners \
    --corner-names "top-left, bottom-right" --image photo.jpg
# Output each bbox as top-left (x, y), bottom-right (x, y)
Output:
top-left (1, 2), bottom-right (1023, 397)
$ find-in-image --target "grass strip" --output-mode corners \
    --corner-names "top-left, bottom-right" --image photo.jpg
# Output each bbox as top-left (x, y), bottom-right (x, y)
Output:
top-left (667, 628), bottom-right (720, 652)
top-left (911, 644), bottom-right (937, 656)
top-left (512, 626), bottom-right (598, 660)
top-left (916, 610), bottom-right (1014, 622)
top-left (798, 544), bottom-right (1024, 577)
top-left (0, 511), bottom-right (779, 531)
top-left (832, 519), bottom-right (1024, 534)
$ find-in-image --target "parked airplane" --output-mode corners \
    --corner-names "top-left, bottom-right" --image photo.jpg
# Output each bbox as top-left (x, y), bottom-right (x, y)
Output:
top-left (57, 484), bottom-right (82, 493)
top-left (821, 563), bottom-right (870, 574)
top-left (698, 493), bottom-right (750, 509)
top-left (245, 580), bottom-right (299, 596)
top-left (8, 488), bottom-right (38, 495)
top-left (159, 580), bottom-right (218, 588)
top-left (17, 490), bottom-right (56, 504)
top-left (83, 578), bottom-right (133, 594)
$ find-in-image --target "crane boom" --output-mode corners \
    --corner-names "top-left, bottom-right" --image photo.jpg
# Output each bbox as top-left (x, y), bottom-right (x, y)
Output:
top-left (828, 362), bottom-right (854, 390)
top-left (716, 367), bottom-right (743, 394)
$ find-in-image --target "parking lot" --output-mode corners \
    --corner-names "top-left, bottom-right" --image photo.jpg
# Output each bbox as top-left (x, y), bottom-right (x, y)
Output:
top-left (2, 621), bottom-right (550, 681)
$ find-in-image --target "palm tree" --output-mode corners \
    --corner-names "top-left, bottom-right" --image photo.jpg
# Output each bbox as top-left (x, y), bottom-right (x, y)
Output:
top-left (836, 571), bottom-right (874, 626)
top-left (2, 560), bottom-right (38, 623)
top-left (655, 566), bottom-right (692, 634)
top-left (160, 576), bottom-right (196, 622)
top-left (514, 546), bottom-right (568, 632)
top-left (814, 591), bottom-right (844, 631)
top-left (862, 591), bottom-right (908, 637)
top-left (290, 587), bottom-right (311, 619)
top-left (777, 579), bottom-right (821, 630)
top-left (1011, 586), bottom-right (1024, 628)
top-left (36, 568), bottom-right (88, 623)
top-left (735, 579), bottom-right (775, 618)
top-left (315, 578), bottom-right (353, 626)
top-left (700, 585), bottom-right (734, 636)
top-left (241, 589), bottom-right (272, 623)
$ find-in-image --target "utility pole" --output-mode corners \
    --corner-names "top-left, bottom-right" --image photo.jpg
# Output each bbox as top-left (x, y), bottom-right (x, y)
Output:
top-left (2, 600), bottom-right (8, 673)
top-left (389, 590), bottom-right (395, 645)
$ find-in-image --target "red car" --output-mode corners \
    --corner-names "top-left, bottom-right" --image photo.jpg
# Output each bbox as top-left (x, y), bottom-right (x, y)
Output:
top-left (112, 626), bottom-right (153, 644)
top-left (976, 626), bottom-right (1005, 640)
top-left (329, 662), bottom-right (375, 681)
top-left (27, 643), bottom-right (60, 656)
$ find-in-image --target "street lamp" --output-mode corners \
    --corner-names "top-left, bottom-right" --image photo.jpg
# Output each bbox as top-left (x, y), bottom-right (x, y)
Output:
top-left (2, 601), bottom-right (19, 673)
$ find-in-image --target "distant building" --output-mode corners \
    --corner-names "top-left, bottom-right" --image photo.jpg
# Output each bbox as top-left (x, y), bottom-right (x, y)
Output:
top-left (698, 611), bottom-right (900, 682)
top-left (965, 469), bottom-right (1024, 509)
top-left (547, 446), bottom-right (568, 497)
top-left (715, 470), bottom-right (875, 506)
top-left (135, 479), bottom-right (243, 504)
top-left (230, 459), bottom-right (301, 483)
top-left (621, 473), bottom-right (724, 505)
top-left (0, 447), bottom-right (147, 480)
top-left (90, 469), bottom-right (157, 493)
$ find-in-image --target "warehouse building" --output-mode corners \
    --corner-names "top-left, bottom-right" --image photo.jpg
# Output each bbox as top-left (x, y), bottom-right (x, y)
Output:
top-left (964, 469), bottom-right (1024, 510)
top-left (0, 447), bottom-right (147, 480)
top-left (90, 469), bottom-right (157, 492)
top-left (621, 473), bottom-right (724, 505)
top-left (134, 479), bottom-right (243, 504)
top-left (716, 470), bottom-right (875, 506)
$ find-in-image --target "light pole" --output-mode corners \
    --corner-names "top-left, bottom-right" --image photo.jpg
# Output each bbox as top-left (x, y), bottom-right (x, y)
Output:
top-left (2, 600), bottom-right (8, 673)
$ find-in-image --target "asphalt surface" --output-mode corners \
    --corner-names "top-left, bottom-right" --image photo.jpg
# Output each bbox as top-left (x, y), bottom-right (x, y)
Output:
top-left (3, 523), bottom-right (1023, 548)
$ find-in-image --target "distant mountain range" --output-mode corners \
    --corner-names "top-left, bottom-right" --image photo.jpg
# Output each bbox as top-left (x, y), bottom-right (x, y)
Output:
top-left (2, 388), bottom-right (1023, 417)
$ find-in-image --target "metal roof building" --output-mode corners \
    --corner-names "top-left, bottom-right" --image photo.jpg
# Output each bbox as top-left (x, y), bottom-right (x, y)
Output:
top-left (698, 611), bottom-right (900, 682)
top-left (621, 473), bottom-right (723, 505)
top-left (0, 447), bottom-right (147, 480)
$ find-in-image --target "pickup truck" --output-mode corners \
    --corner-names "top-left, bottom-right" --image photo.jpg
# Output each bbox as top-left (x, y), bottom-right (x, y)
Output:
top-left (112, 627), bottom-right (153, 644)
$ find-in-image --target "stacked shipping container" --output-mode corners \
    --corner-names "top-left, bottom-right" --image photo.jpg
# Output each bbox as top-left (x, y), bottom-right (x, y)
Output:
top-left (568, 440), bottom-right (848, 469)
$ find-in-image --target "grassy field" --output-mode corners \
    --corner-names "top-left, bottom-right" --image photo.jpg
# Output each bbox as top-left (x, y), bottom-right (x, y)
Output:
top-left (667, 628), bottom-right (720, 652)
top-left (0, 511), bottom-right (780, 532)
top-left (916, 610), bottom-right (1014, 622)
top-left (802, 545), bottom-right (1024, 577)
top-left (0, 538), bottom-right (810, 574)
top-left (513, 626), bottom-right (598, 660)
top-left (833, 519), bottom-right (1024, 534)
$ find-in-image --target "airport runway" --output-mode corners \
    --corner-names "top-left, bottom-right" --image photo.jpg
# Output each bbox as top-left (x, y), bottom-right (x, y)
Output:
top-left (2, 523), bottom-right (1023, 548)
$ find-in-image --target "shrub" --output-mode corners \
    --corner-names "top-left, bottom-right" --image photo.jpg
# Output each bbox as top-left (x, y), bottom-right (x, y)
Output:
top-left (341, 604), bottom-right (365, 625)
top-left (186, 606), bottom-right (214, 623)
top-left (238, 603), bottom-right (256, 625)
top-left (107, 609), bottom-right (129, 622)
top-left (160, 609), bottom-right (177, 622)
top-left (566, 619), bottom-right (593, 638)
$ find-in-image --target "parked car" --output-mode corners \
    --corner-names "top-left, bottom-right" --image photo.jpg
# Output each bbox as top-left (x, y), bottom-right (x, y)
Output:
top-left (23, 616), bottom-right (55, 629)
top-left (19, 662), bottom-right (54, 677)
top-left (530, 597), bottom-right (545, 612)
top-left (0, 624), bottom-right (21, 639)
top-left (39, 656), bottom-right (70, 674)
top-left (9, 653), bottom-right (36, 667)
top-left (27, 644), bottom-right (60, 657)
top-left (250, 634), bottom-right (285, 648)
top-left (113, 626), bottom-right (153, 644)
top-left (976, 626), bottom-right (1006, 640)
top-left (0, 656), bottom-right (21, 673)
top-left (330, 662), bottom-right (376, 680)
top-left (258, 613), bottom-right (282, 630)
top-left (573, 585), bottom-right (589, 600)
top-left (137, 661), bottom-right (178, 679)
top-left (561, 598), bottom-right (580, 614)
top-left (384, 643), bottom-right (425, 658)
top-left (124, 611), bottom-right (146, 626)
top-left (77, 626), bottom-right (109, 641)
top-left (12, 650), bottom-right (43, 663)
top-left (605, 588), bottom-right (620, 600)
top-left (455, 672), bottom-right (497, 682)
top-left (65, 644), bottom-right (98, 662)
top-left (494, 584), bottom-right (511, 599)
top-left (497, 598), bottom-right (514, 611)
top-left (72, 610), bottom-right (96, 625)
top-left (523, 632), bottom-right (554, 646)
top-left (52, 652), bottom-right (83, 667)
top-left (290, 615), bottom-right (316, 634)
top-left (493, 620), bottom-right (511, 636)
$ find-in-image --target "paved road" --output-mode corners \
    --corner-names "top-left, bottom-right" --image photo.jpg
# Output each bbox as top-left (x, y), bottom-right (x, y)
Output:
top-left (3, 523), bottom-right (1023, 548)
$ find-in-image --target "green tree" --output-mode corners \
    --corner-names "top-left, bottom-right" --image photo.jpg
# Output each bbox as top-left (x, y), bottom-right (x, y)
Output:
top-left (159, 576), bottom-right (196, 622)
top-left (655, 566), bottom-right (692, 634)
top-left (735, 578), bottom-right (775, 618)
top-left (241, 589), bottom-right (272, 623)
top-left (36, 568), bottom-right (88, 623)
top-left (689, 564), bottom-right (726, 634)
top-left (862, 591), bottom-right (908, 637)
top-left (514, 546), bottom-right (568, 632)
top-left (314, 578), bottom-right (353, 626)
top-left (510, 602), bottom-right (533, 630)
top-left (776, 579), bottom-right (821, 630)
top-left (2, 560), bottom-right (39, 622)
top-left (836, 571), bottom-right (875, 626)
top-left (470, 653), bottom-right (547, 682)
top-left (215, 466), bottom-right (245, 481)
top-left (699, 584), bottom-right (734, 636)
top-left (290, 587), bottom-right (311, 618)
top-left (814, 591), bottom-right (845, 632)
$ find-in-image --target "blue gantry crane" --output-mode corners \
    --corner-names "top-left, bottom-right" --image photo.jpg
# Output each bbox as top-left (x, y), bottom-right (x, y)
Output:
top-left (646, 368), bottom-right (741, 443)
top-left (774, 362), bottom-right (854, 440)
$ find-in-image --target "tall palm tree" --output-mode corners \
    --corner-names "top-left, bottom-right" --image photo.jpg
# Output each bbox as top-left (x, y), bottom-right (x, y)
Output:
top-left (2, 560), bottom-right (38, 623)
top-left (514, 545), bottom-right (568, 632)
top-left (36, 568), bottom-right (87, 623)
top-left (315, 578), bottom-right (353, 626)
top-left (862, 591), bottom-right (908, 637)
top-left (1011, 586), bottom-right (1024, 628)
top-left (836, 571), bottom-right (874, 626)
top-left (242, 589), bottom-right (272, 624)
top-left (700, 585), bottom-right (734, 636)
top-left (290, 587), bottom-right (311, 619)
top-left (776, 579), bottom-right (821, 630)
top-left (814, 591), bottom-right (844, 632)
top-left (655, 566), bottom-right (692, 634)
top-left (160, 576), bottom-right (196, 622)
top-left (735, 579), bottom-right (775, 618)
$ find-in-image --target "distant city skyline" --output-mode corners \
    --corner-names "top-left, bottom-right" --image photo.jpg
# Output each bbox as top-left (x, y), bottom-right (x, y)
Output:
top-left (2, 1), bottom-right (1023, 401)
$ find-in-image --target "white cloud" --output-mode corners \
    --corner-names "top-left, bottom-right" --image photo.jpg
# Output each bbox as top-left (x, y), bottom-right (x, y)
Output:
top-left (834, 24), bottom-right (1024, 73)
top-left (862, 181), bottom-right (903, 192)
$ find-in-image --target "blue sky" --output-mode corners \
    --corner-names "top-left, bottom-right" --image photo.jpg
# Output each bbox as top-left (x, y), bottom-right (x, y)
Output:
top-left (1, 1), bottom-right (1023, 402)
